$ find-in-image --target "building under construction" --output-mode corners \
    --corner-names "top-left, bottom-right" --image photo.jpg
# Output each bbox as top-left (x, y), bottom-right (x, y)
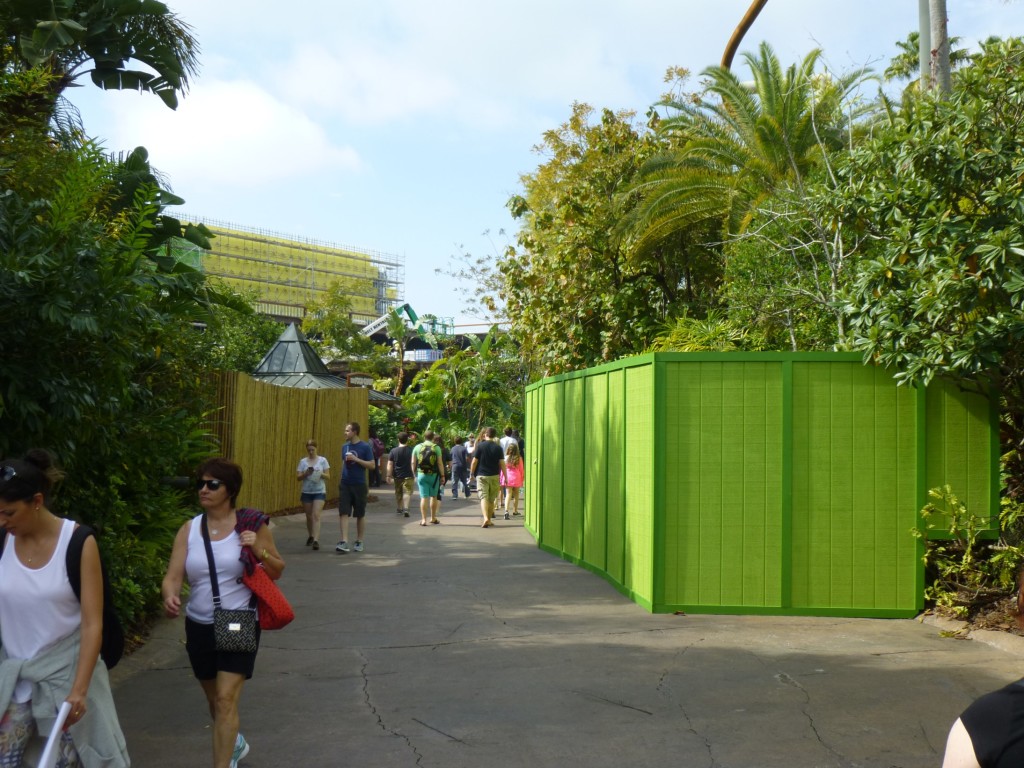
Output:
top-left (171, 216), bottom-right (404, 323)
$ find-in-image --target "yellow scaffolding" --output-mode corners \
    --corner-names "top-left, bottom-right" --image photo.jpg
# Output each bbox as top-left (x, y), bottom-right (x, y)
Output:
top-left (180, 216), bottom-right (403, 320)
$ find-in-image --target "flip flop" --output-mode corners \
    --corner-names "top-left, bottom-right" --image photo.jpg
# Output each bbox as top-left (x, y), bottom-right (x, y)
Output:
top-left (430, 519), bottom-right (440, 524)
top-left (419, 521), bottom-right (428, 526)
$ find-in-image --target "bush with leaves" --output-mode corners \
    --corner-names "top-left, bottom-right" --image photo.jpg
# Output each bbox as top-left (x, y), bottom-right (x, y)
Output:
top-left (914, 486), bottom-right (1024, 620)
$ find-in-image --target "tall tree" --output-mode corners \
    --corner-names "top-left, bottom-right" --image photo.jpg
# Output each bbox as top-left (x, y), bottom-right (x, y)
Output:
top-left (838, 37), bottom-right (1024, 496)
top-left (1, 0), bottom-right (200, 127)
top-left (504, 103), bottom-right (717, 376)
top-left (622, 43), bottom-right (870, 257)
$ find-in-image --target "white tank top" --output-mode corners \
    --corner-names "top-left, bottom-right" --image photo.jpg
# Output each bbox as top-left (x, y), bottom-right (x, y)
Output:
top-left (0, 518), bottom-right (80, 661)
top-left (184, 515), bottom-right (251, 624)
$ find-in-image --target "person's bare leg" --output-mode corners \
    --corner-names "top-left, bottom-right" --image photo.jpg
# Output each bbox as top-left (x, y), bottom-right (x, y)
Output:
top-left (420, 494), bottom-right (430, 524)
top-left (339, 514), bottom-right (350, 543)
top-left (212, 672), bottom-right (246, 768)
top-left (303, 501), bottom-right (314, 538)
top-left (199, 673), bottom-right (245, 768)
top-left (311, 499), bottom-right (324, 544)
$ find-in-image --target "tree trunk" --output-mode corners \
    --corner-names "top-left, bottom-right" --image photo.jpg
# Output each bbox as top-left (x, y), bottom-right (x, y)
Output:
top-left (918, 0), bottom-right (931, 88)
top-left (929, 0), bottom-right (952, 95)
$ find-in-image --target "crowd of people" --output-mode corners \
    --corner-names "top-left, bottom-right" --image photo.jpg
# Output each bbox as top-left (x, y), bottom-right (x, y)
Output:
top-left (3, 434), bottom-right (1024, 767)
top-left (0, 425), bottom-right (528, 766)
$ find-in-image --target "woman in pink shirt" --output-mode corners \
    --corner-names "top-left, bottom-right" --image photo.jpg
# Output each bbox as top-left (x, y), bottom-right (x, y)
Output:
top-left (500, 443), bottom-right (525, 520)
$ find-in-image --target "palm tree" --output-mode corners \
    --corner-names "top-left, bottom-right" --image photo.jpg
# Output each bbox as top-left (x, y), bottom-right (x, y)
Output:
top-left (884, 32), bottom-right (970, 85)
top-left (1, 0), bottom-right (200, 125)
top-left (620, 43), bottom-right (870, 258)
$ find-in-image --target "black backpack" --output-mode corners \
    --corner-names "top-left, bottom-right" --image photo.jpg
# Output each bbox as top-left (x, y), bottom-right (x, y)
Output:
top-left (418, 444), bottom-right (440, 475)
top-left (0, 525), bottom-right (124, 669)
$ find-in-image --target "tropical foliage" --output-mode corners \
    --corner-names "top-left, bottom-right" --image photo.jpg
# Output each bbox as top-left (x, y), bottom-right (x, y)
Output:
top-left (0, 13), bottom-right (239, 632)
top-left (837, 38), bottom-right (1024, 493)
top-left (402, 328), bottom-right (526, 439)
top-left (622, 43), bottom-right (871, 253)
top-left (503, 104), bottom-right (719, 375)
top-left (1, 0), bottom-right (200, 118)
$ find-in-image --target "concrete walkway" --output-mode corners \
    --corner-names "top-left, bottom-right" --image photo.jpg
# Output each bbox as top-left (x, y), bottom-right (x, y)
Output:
top-left (111, 493), bottom-right (1024, 767)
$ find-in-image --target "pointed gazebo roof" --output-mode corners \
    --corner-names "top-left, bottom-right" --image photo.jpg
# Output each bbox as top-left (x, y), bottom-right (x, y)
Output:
top-left (252, 323), bottom-right (347, 389)
top-left (251, 324), bottom-right (402, 407)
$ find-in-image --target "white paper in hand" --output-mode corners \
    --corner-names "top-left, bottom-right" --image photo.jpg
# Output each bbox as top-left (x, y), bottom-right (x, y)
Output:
top-left (38, 701), bottom-right (72, 768)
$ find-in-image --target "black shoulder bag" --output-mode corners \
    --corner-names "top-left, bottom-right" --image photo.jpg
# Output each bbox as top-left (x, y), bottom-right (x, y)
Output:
top-left (201, 514), bottom-right (258, 653)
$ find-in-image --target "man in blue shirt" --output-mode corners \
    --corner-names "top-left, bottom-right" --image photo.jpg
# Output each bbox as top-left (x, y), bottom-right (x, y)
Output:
top-left (337, 421), bottom-right (375, 553)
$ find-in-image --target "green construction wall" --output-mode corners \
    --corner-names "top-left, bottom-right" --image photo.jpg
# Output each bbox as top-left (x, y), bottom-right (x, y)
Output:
top-left (525, 353), bottom-right (999, 618)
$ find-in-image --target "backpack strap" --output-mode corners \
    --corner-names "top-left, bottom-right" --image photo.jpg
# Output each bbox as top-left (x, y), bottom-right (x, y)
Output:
top-left (66, 524), bottom-right (93, 601)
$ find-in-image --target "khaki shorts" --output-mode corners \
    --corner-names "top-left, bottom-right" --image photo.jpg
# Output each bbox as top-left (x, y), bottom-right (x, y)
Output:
top-left (393, 477), bottom-right (414, 507)
top-left (477, 475), bottom-right (501, 504)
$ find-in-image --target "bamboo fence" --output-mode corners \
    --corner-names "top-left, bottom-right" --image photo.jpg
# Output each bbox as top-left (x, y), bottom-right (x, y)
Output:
top-left (208, 372), bottom-right (369, 514)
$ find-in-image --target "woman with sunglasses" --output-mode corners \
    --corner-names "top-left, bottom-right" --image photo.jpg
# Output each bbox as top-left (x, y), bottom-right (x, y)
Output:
top-left (0, 450), bottom-right (129, 767)
top-left (296, 439), bottom-right (329, 550)
top-left (161, 457), bottom-right (284, 768)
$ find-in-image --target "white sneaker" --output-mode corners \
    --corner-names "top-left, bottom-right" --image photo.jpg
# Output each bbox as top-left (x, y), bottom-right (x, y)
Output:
top-left (231, 733), bottom-right (249, 767)
top-left (354, 541), bottom-right (364, 552)
top-left (335, 541), bottom-right (349, 553)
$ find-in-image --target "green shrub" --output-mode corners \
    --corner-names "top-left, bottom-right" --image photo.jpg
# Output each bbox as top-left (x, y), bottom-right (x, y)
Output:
top-left (914, 486), bottom-right (1024, 619)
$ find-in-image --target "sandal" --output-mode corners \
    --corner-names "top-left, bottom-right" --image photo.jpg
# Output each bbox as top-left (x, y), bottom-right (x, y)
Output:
top-left (419, 521), bottom-right (428, 526)
top-left (430, 519), bottom-right (440, 524)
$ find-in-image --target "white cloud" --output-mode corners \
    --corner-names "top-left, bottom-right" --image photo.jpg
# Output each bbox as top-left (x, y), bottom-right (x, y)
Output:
top-left (91, 80), bottom-right (362, 188)
top-left (273, 43), bottom-right (459, 124)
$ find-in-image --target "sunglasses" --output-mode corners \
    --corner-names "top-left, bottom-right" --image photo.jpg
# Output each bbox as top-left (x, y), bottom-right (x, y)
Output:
top-left (0, 466), bottom-right (15, 482)
top-left (195, 479), bottom-right (225, 491)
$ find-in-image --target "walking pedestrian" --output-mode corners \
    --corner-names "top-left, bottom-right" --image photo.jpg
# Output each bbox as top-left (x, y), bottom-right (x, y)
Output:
top-left (0, 450), bottom-right (130, 768)
top-left (501, 442), bottom-right (525, 520)
top-left (296, 439), bottom-right (329, 551)
top-left (337, 422), bottom-right (375, 553)
top-left (161, 457), bottom-right (285, 768)
top-left (387, 432), bottom-right (414, 518)
top-left (470, 427), bottom-right (506, 528)
top-left (368, 429), bottom-right (386, 487)
top-left (449, 436), bottom-right (470, 499)
top-left (412, 430), bottom-right (445, 526)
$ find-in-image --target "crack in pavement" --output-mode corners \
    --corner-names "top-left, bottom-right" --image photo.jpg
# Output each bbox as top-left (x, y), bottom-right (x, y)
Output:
top-left (357, 649), bottom-right (426, 766)
top-left (412, 718), bottom-right (467, 744)
top-left (774, 672), bottom-right (852, 767)
top-left (657, 644), bottom-right (719, 767)
top-left (570, 689), bottom-right (653, 715)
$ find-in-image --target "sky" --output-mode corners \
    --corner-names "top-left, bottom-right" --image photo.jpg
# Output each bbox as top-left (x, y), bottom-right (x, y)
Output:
top-left (69, 0), bottom-right (1024, 330)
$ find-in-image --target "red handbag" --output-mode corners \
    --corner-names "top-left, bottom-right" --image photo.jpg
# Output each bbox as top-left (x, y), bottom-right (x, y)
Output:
top-left (242, 563), bottom-right (295, 630)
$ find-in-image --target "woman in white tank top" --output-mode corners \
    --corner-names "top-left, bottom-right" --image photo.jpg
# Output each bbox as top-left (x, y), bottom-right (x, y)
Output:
top-left (161, 457), bottom-right (285, 768)
top-left (0, 450), bottom-right (129, 768)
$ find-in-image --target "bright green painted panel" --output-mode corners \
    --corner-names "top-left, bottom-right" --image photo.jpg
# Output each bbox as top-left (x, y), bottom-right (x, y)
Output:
top-left (624, 366), bottom-right (654, 603)
top-left (606, 369), bottom-right (626, 585)
top-left (541, 382), bottom-right (564, 550)
top-left (661, 362), bottom-right (783, 608)
top-left (562, 378), bottom-right (585, 560)
top-left (791, 363), bottom-right (918, 612)
top-left (583, 376), bottom-right (608, 572)
top-left (925, 379), bottom-right (997, 532)
top-left (526, 353), bottom-right (994, 618)
top-left (528, 391), bottom-right (544, 536)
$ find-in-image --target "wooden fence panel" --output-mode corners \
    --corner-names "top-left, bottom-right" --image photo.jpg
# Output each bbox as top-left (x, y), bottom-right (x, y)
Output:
top-left (207, 372), bottom-right (369, 514)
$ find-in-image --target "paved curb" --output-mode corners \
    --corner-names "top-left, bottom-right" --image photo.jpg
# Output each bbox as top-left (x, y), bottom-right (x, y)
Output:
top-left (917, 611), bottom-right (1024, 657)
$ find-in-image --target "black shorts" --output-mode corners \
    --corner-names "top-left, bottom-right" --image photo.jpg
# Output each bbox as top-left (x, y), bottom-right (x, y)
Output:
top-left (338, 482), bottom-right (368, 518)
top-left (185, 616), bottom-right (261, 680)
